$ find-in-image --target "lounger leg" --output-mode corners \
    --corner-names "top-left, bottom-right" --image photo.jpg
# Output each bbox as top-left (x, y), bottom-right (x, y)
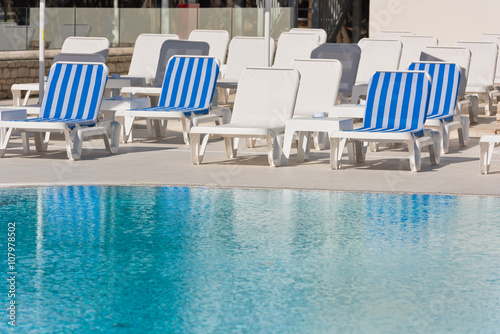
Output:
top-left (440, 122), bottom-right (449, 154)
top-left (429, 130), bottom-right (441, 165)
top-left (480, 141), bottom-right (494, 174)
top-left (34, 132), bottom-right (50, 152)
top-left (181, 118), bottom-right (192, 145)
top-left (109, 121), bottom-right (120, 154)
top-left (297, 131), bottom-right (309, 162)
top-left (21, 132), bottom-right (29, 154)
top-left (246, 138), bottom-right (257, 148)
top-left (122, 116), bottom-right (135, 143)
top-left (190, 133), bottom-right (202, 165)
top-left (466, 95), bottom-right (479, 123)
top-left (369, 142), bottom-right (379, 152)
top-left (63, 130), bottom-right (75, 161)
top-left (330, 137), bottom-right (341, 170)
top-left (267, 134), bottom-right (283, 167)
top-left (153, 120), bottom-right (163, 137)
top-left (0, 128), bottom-right (14, 158)
top-left (457, 115), bottom-right (469, 147)
top-left (225, 137), bottom-right (238, 158)
top-left (408, 139), bottom-right (421, 172)
top-left (355, 140), bottom-right (365, 163)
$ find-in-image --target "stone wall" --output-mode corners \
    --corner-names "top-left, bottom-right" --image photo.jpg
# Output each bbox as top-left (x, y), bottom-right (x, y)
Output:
top-left (0, 48), bottom-right (133, 99)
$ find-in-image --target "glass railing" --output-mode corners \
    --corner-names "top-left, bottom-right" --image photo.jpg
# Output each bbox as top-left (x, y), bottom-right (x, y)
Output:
top-left (0, 7), bottom-right (293, 51)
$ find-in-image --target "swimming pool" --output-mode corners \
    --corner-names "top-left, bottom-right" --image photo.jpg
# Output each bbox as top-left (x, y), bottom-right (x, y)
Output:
top-left (1, 186), bottom-right (499, 333)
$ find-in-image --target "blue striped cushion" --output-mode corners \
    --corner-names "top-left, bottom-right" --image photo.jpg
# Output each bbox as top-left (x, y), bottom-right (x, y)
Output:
top-left (353, 71), bottom-right (431, 136)
top-left (159, 56), bottom-right (219, 109)
top-left (40, 62), bottom-right (107, 122)
top-left (135, 106), bottom-right (209, 116)
top-left (408, 62), bottom-right (460, 123)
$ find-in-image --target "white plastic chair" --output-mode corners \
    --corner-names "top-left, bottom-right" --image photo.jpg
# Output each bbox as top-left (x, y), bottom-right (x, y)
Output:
top-left (289, 28), bottom-right (327, 44)
top-left (455, 41), bottom-right (500, 116)
top-left (398, 35), bottom-right (438, 70)
top-left (352, 38), bottom-right (402, 103)
top-left (188, 29), bottom-right (230, 65)
top-left (190, 68), bottom-right (301, 167)
top-left (273, 32), bottom-right (319, 67)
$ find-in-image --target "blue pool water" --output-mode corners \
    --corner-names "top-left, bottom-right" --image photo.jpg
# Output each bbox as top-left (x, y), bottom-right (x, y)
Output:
top-left (0, 186), bottom-right (499, 333)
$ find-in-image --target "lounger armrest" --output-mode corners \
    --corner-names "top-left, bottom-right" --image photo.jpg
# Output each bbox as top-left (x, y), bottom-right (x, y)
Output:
top-left (328, 104), bottom-right (366, 119)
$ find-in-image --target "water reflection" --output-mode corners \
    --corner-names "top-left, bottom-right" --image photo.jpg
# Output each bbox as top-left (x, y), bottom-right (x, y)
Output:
top-left (0, 187), bottom-right (498, 333)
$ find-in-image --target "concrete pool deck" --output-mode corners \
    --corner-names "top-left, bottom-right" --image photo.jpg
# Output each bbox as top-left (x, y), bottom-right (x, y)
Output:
top-left (1, 99), bottom-right (500, 196)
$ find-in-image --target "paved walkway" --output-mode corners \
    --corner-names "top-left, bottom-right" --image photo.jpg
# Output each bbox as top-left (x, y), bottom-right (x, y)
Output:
top-left (1, 109), bottom-right (499, 196)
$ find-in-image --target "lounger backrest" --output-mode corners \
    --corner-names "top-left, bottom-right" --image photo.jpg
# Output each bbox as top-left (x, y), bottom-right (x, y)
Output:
top-left (230, 68), bottom-right (300, 127)
top-left (224, 37), bottom-right (276, 81)
top-left (40, 62), bottom-right (108, 121)
top-left (128, 33), bottom-right (179, 84)
top-left (289, 28), bottom-right (327, 44)
top-left (478, 33), bottom-right (500, 85)
top-left (188, 30), bottom-right (230, 64)
top-left (158, 56), bottom-right (219, 109)
top-left (376, 30), bottom-right (414, 40)
top-left (363, 70), bottom-right (431, 132)
top-left (420, 46), bottom-right (471, 97)
top-left (408, 62), bottom-right (460, 120)
top-left (273, 32), bottom-right (319, 67)
top-left (398, 35), bottom-right (438, 70)
top-left (52, 53), bottom-right (106, 65)
top-left (291, 59), bottom-right (342, 116)
top-left (154, 40), bottom-right (210, 87)
top-left (455, 41), bottom-right (497, 91)
top-left (355, 39), bottom-right (402, 85)
top-left (310, 43), bottom-right (360, 95)
top-left (61, 37), bottom-right (110, 60)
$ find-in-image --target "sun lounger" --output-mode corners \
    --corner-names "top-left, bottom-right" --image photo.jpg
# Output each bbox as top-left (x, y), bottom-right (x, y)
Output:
top-left (273, 32), bottom-right (319, 67)
top-left (0, 61), bottom-right (119, 160)
top-left (188, 29), bottom-right (230, 64)
top-left (398, 35), bottom-right (438, 70)
top-left (330, 70), bottom-right (441, 172)
top-left (409, 62), bottom-right (468, 153)
top-left (115, 56), bottom-right (219, 145)
top-left (190, 68), bottom-right (300, 167)
top-left (289, 28), bottom-right (327, 43)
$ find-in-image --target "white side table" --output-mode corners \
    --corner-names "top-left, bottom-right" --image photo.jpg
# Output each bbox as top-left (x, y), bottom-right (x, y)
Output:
top-left (0, 108), bottom-right (28, 152)
top-left (101, 97), bottom-right (151, 143)
top-left (105, 76), bottom-right (146, 97)
top-left (283, 117), bottom-right (354, 163)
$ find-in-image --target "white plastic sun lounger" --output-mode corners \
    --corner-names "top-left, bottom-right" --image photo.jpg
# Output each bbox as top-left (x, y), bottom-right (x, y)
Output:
top-left (188, 29), bottom-right (230, 65)
top-left (0, 62), bottom-right (119, 160)
top-left (398, 35), bottom-right (438, 70)
top-left (282, 58), bottom-right (343, 157)
top-left (273, 32), bottom-right (320, 67)
top-left (420, 46), bottom-right (475, 123)
top-left (376, 30), bottom-right (414, 39)
top-left (352, 38), bottom-right (402, 103)
top-left (115, 56), bottom-right (220, 145)
top-left (330, 70), bottom-right (440, 172)
top-left (190, 68), bottom-right (300, 167)
top-left (455, 41), bottom-right (500, 116)
top-left (409, 62), bottom-right (468, 153)
top-left (289, 28), bottom-right (327, 44)
top-left (11, 36), bottom-right (110, 106)
top-left (478, 33), bottom-right (500, 86)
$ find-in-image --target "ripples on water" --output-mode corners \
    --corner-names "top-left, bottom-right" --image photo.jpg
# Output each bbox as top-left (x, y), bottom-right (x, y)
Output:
top-left (0, 187), bottom-right (499, 333)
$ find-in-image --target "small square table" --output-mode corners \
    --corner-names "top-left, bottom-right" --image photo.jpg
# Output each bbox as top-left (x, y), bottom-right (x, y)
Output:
top-left (283, 116), bottom-right (354, 163)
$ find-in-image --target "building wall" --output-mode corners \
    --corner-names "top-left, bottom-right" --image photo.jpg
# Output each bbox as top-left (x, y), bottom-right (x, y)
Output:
top-left (369, 0), bottom-right (500, 45)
